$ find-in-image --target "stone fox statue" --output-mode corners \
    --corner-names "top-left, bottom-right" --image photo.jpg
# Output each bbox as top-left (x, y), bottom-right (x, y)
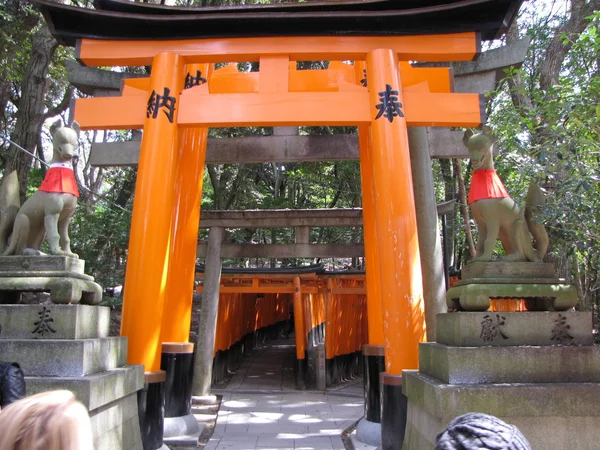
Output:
top-left (464, 126), bottom-right (548, 263)
top-left (0, 120), bottom-right (80, 257)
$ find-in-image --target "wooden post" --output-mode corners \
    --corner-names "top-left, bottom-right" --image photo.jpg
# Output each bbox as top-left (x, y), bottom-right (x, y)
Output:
top-left (408, 126), bottom-right (447, 341)
top-left (366, 49), bottom-right (426, 450)
top-left (120, 52), bottom-right (184, 373)
top-left (192, 226), bottom-right (224, 397)
top-left (161, 64), bottom-right (211, 345)
top-left (159, 63), bottom-right (211, 434)
top-left (293, 276), bottom-right (307, 389)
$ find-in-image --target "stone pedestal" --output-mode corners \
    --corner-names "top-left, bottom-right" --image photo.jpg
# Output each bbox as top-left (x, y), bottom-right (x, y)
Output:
top-left (446, 262), bottom-right (578, 311)
top-left (0, 256), bottom-right (102, 305)
top-left (402, 311), bottom-right (600, 450)
top-left (0, 305), bottom-right (144, 450)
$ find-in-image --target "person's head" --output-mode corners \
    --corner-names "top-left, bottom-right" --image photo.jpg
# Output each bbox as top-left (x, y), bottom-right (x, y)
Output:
top-left (435, 412), bottom-right (531, 450)
top-left (0, 390), bottom-right (93, 450)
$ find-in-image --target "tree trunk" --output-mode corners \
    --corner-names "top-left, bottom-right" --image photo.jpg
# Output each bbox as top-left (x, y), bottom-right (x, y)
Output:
top-left (453, 159), bottom-right (476, 259)
top-left (7, 25), bottom-right (57, 203)
top-left (207, 164), bottom-right (223, 210)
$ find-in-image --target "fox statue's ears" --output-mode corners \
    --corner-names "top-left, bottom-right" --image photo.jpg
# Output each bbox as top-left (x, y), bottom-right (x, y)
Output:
top-left (481, 124), bottom-right (493, 139)
top-left (49, 119), bottom-right (80, 137)
top-left (462, 129), bottom-right (474, 147)
top-left (50, 119), bottom-right (62, 137)
top-left (70, 121), bottom-right (81, 137)
top-left (463, 126), bottom-right (494, 148)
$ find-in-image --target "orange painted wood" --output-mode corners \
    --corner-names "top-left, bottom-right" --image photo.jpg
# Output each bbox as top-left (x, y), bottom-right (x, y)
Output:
top-left (74, 96), bottom-right (146, 130)
top-left (399, 62), bottom-right (453, 93)
top-left (179, 91), bottom-right (370, 127)
top-left (161, 64), bottom-right (211, 344)
top-left (358, 121), bottom-right (385, 347)
top-left (77, 33), bottom-right (479, 67)
top-left (130, 60), bottom-right (451, 95)
top-left (293, 277), bottom-right (306, 360)
top-left (75, 90), bottom-right (482, 129)
top-left (366, 48), bottom-right (426, 374)
top-left (325, 278), bottom-right (335, 359)
top-left (259, 55), bottom-right (290, 93)
top-left (120, 52), bottom-right (185, 372)
top-left (122, 77), bottom-right (150, 94)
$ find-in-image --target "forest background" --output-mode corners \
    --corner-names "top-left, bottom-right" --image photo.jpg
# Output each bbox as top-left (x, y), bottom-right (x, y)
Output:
top-left (0, 0), bottom-right (599, 309)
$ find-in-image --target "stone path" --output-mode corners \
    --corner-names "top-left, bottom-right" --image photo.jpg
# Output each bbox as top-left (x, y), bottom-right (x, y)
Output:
top-left (203, 339), bottom-right (365, 450)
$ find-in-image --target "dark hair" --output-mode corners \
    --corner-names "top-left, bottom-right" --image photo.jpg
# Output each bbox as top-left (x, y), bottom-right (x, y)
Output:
top-left (435, 413), bottom-right (531, 450)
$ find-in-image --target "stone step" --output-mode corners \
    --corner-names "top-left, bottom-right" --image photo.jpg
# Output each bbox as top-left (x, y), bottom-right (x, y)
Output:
top-left (0, 304), bottom-right (109, 339)
top-left (25, 364), bottom-right (144, 411)
top-left (403, 370), bottom-right (600, 450)
top-left (436, 311), bottom-right (593, 347)
top-left (420, 342), bottom-right (600, 385)
top-left (0, 336), bottom-right (127, 377)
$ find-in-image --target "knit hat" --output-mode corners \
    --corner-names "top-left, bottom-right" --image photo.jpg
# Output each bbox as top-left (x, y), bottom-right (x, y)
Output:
top-left (435, 413), bottom-right (532, 450)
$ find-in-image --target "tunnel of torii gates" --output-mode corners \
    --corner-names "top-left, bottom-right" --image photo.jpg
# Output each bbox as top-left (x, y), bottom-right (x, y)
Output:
top-left (72, 39), bottom-right (484, 377)
top-left (34, 0), bottom-right (508, 431)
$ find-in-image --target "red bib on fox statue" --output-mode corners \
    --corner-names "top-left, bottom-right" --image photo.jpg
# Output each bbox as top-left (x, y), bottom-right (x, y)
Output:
top-left (468, 169), bottom-right (508, 204)
top-left (38, 163), bottom-right (79, 198)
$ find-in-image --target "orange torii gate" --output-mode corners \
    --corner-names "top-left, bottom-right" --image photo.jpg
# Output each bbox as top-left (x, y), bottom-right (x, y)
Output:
top-left (70, 31), bottom-right (483, 448)
top-left (73, 33), bottom-right (482, 373)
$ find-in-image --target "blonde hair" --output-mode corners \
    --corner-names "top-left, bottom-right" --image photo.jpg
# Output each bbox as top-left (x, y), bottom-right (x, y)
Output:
top-left (0, 390), bottom-right (93, 450)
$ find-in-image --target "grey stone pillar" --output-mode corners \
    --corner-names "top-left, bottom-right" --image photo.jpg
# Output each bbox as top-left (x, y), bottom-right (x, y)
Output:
top-left (408, 127), bottom-right (447, 341)
top-left (192, 226), bottom-right (224, 396)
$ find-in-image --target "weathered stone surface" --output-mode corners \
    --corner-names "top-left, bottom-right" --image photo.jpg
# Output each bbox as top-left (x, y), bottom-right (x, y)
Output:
top-left (403, 369), bottom-right (600, 418)
top-left (402, 370), bottom-right (600, 450)
top-left (446, 282), bottom-right (578, 311)
top-left (0, 337), bottom-right (127, 377)
top-left (0, 304), bottom-right (110, 339)
top-left (26, 364), bottom-right (144, 411)
top-left (420, 343), bottom-right (600, 384)
top-left (462, 261), bottom-right (555, 280)
top-left (0, 276), bottom-right (102, 305)
top-left (0, 255), bottom-right (85, 274)
top-left (89, 391), bottom-right (143, 450)
top-left (436, 312), bottom-right (593, 347)
top-left (455, 276), bottom-right (564, 286)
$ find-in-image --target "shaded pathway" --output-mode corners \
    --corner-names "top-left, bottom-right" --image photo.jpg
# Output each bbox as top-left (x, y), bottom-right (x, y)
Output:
top-left (204, 339), bottom-right (364, 450)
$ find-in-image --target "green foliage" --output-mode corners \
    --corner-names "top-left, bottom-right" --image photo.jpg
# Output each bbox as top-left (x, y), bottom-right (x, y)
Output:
top-left (488, 8), bottom-right (600, 306)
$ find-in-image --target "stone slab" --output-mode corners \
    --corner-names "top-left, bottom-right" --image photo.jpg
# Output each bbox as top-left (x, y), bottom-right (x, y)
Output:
top-left (0, 255), bottom-right (85, 274)
top-left (0, 276), bottom-right (102, 305)
top-left (419, 343), bottom-right (600, 384)
top-left (403, 373), bottom-right (600, 450)
top-left (163, 413), bottom-right (204, 446)
top-left (0, 304), bottom-right (110, 339)
top-left (355, 418), bottom-right (382, 447)
top-left (455, 277), bottom-right (565, 286)
top-left (403, 370), bottom-right (600, 419)
top-left (25, 364), bottom-right (144, 411)
top-left (90, 391), bottom-right (143, 450)
top-left (446, 283), bottom-right (578, 311)
top-left (462, 262), bottom-right (555, 280)
top-left (0, 337), bottom-right (127, 377)
top-left (436, 312), bottom-right (593, 347)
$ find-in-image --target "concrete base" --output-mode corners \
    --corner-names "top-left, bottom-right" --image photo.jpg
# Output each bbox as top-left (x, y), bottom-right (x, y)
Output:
top-left (420, 342), bottom-right (600, 384)
top-left (0, 305), bottom-right (145, 450)
top-left (163, 413), bottom-right (204, 446)
top-left (402, 370), bottom-right (600, 450)
top-left (192, 394), bottom-right (218, 405)
top-left (0, 304), bottom-right (110, 339)
top-left (26, 366), bottom-right (144, 450)
top-left (436, 311), bottom-right (593, 347)
top-left (355, 418), bottom-right (382, 447)
top-left (0, 256), bottom-right (102, 304)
